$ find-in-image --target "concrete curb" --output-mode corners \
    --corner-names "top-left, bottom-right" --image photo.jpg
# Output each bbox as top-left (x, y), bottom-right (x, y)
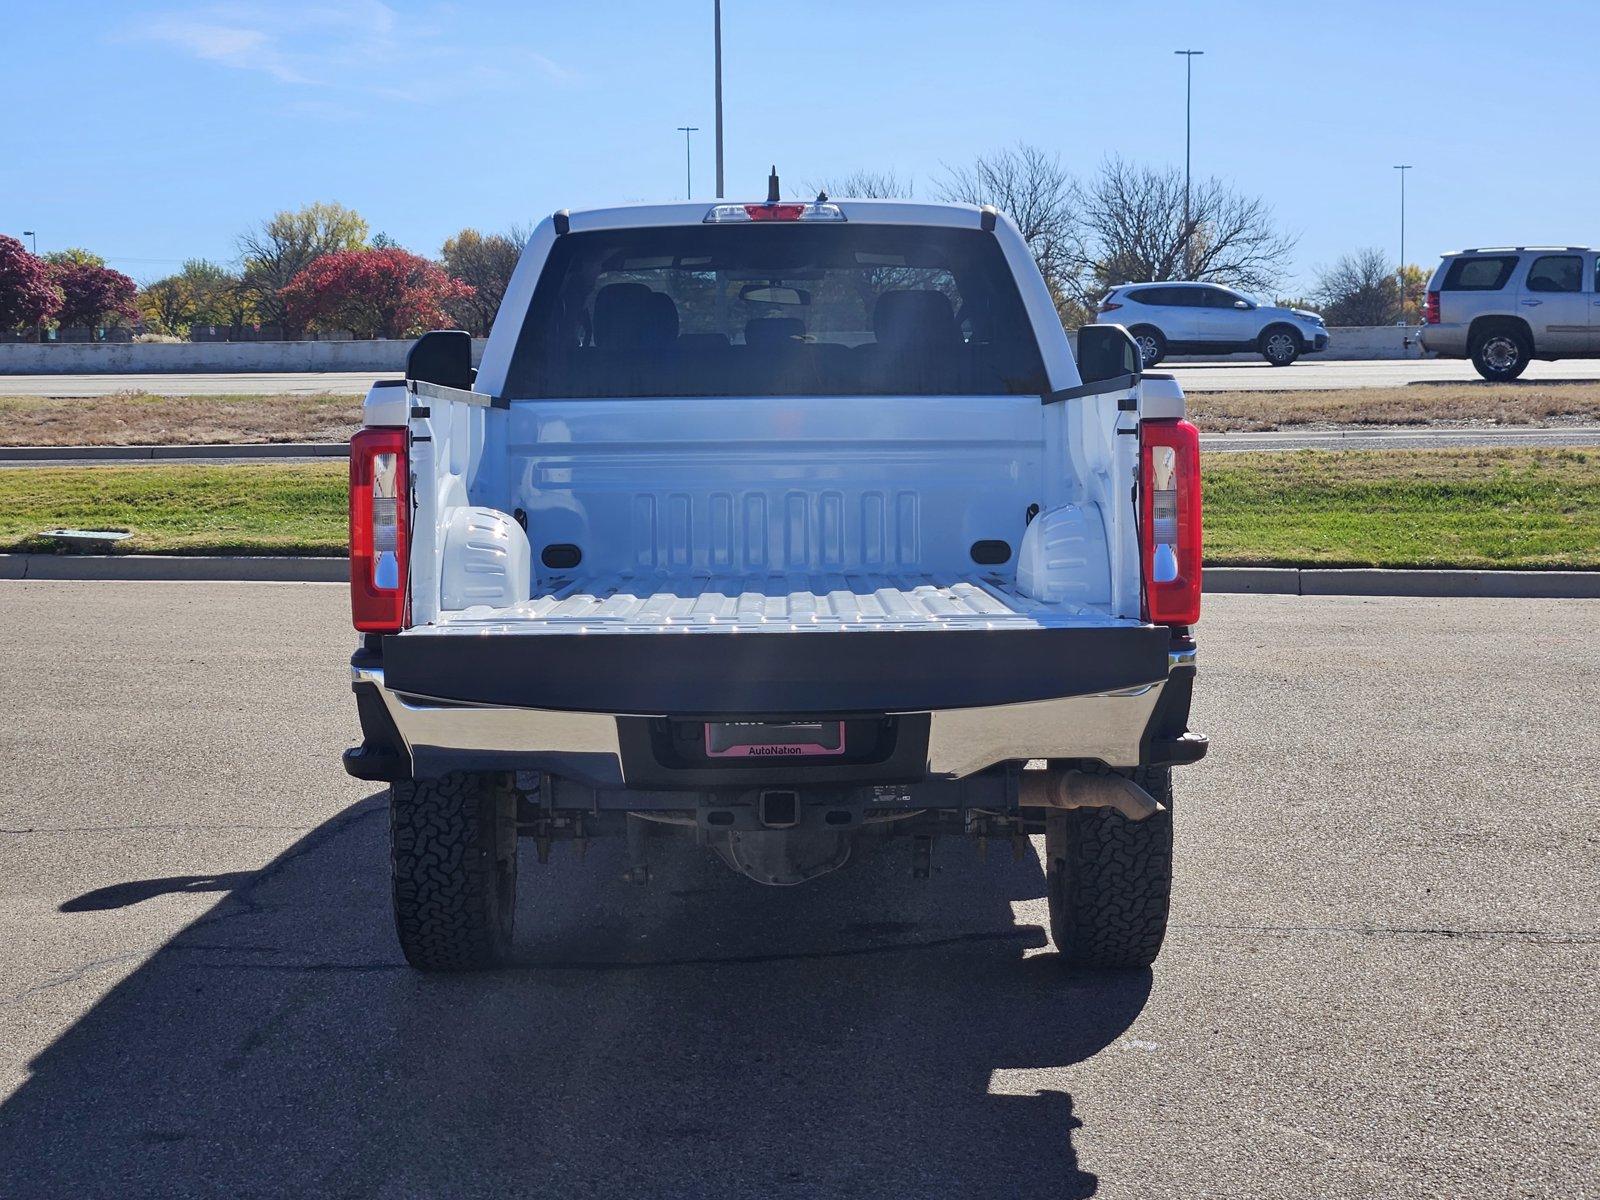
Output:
top-left (2, 554), bottom-right (346, 582)
top-left (2, 555), bottom-right (1597, 597)
top-left (0, 442), bottom-right (343, 462)
top-left (1206, 566), bottom-right (1600, 599)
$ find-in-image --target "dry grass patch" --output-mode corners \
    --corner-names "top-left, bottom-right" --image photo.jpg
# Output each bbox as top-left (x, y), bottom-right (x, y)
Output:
top-left (1189, 382), bottom-right (1600, 432)
top-left (4, 382), bottom-right (1600, 446)
top-left (0, 390), bottom-right (360, 447)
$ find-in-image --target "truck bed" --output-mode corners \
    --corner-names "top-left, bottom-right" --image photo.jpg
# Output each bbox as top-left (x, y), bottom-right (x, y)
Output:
top-left (382, 570), bottom-right (1166, 716)
top-left (426, 570), bottom-right (1116, 635)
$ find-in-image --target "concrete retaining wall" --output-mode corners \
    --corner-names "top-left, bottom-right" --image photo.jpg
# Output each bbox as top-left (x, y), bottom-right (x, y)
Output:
top-left (2, 327), bottom-right (1421, 374)
top-left (1157, 326), bottom-right (1423, 362)
top-left (0, 339), bottom-right (487, 374)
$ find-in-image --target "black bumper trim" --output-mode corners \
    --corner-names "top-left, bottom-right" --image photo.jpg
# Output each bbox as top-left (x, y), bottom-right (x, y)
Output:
top-left (343, 680), bottom-right (412, 782)
top-left (381, 625), bottom-right (1173, 717)
top-left (1137, 656), bottom-right (1207, 768)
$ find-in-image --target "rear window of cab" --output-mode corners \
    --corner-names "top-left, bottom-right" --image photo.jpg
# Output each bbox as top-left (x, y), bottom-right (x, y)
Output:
top-left (1442, 256), bottom-right (1518, 291)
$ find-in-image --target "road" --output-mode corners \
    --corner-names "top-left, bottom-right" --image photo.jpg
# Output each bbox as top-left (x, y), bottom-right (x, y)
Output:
top-left (1168, 356), bottom-right (1600, 391)
top-left (0, 582), bottom-right (1594, 1198)
top-left (5, 357), bottom-right (1600, 398)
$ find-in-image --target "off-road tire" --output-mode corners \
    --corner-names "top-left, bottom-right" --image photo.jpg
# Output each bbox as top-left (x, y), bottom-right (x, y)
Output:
top-left (391, 771), bottom-right (518, 971)
top-left (1470, 325), bottom-right (1531, 382)
top-left (1045, 767), bottom-right (1174, 969)
top-left (1129, 326), bottom-right (1166, 368)
top-left (1260, 325), bottom-right (1301, 367)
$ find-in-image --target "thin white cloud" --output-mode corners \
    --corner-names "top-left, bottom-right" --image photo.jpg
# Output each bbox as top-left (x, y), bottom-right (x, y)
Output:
top-left (126, 2), bottom-right (575, 98)
top-left (140, 14), bottom-right (309, 83)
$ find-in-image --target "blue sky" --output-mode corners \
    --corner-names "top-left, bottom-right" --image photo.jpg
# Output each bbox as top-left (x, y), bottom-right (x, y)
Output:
top-left (6, 0), bottom-right (1598, 293)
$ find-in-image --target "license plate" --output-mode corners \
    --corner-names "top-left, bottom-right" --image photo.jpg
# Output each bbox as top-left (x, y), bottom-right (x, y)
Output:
top-left (704, 720), bottom-right (846, 759)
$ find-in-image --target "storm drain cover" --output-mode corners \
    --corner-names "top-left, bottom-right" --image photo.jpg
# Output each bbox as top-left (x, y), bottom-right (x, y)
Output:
top-left (38, 528), bottom-right (132, 551)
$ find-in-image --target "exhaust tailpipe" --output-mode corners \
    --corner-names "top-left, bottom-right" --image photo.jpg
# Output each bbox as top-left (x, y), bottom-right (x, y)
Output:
top-left (1018, 769), bottom-right (1164, 822)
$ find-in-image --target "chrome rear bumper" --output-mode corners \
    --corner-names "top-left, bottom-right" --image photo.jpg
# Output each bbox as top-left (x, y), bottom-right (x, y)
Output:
top-left (349, 646), bottom-right (1196, 785)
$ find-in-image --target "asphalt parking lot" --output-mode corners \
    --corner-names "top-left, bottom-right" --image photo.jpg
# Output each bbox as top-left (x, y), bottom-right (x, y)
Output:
top-left (0, 582), bottom-right (1595, 1199)
top-left (6, 356), bottom-right (1600, 397)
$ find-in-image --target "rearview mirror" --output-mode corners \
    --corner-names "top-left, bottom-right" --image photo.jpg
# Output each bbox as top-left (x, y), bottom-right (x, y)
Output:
top-left (1076, 324), bottom-right (1143, 386)
top-left (1233, 299), bottom-right (1250, 309)
top-left (406, 330), bottom-right (474, 390)
top-left (739, 284), bottom-right (811, 306)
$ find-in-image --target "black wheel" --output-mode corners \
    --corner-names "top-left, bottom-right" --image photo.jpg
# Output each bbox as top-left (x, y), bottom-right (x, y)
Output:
top-left (1128, 326), bottom-right (1166, 368)
top-left (1045, 767), bottom-right (1174, 969)
top-left (391, 771), bottom-right (518, 971)
top-left (1260, 325), bottom-right (1301, 367)
top-left (1470, 325), bottom-right (1531, 381)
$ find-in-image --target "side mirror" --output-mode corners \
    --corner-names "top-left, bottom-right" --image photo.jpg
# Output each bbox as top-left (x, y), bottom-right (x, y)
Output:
top-left (1076, 324), bottom-right (1143, 386)
top-left (406, 330), bottom-right (474, 390)
top-left (1234, 299), bottom-right (1251, 310)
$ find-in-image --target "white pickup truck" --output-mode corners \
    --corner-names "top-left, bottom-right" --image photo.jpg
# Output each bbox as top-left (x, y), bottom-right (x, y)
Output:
top-left (342, 189), bottom-right (1207, 973)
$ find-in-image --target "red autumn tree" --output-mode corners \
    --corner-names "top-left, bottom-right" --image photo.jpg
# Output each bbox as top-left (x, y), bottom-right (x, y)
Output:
top-left (280, 248), bottom-right (474, 339)
top-left (0, 235), bottom-right (63, 333)
top-left (46, 254), bottom-right (139, 329)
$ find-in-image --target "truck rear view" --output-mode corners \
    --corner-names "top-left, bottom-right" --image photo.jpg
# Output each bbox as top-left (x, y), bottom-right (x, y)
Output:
top-left (342, 194), bottom-right (1207, 974)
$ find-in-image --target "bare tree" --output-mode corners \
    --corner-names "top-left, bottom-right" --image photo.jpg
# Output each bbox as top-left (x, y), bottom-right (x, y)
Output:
top-left (935, 144), bottom-right (1081, 320)
top-left (1312, 247), bottom-right (1401, 326)
top-left (808, 169), bottom-right (913, 199)
top-left (440, 226), bottom-right (527, 335)
top-left (1075, 158), bottom-right (1295, 303)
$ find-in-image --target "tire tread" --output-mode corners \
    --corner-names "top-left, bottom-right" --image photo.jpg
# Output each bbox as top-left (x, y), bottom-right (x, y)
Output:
top-left (390, 772), bottom-right (515, 971)
top-left (1046, 767), bottom-right (1174, 969)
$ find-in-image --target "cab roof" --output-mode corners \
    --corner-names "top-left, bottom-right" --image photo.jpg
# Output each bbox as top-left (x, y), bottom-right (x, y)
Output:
top-left (554, 199), bottom-right (997, 235)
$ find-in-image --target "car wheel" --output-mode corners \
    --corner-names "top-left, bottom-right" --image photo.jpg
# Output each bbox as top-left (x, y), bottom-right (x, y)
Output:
top-left (391, 771), bottom-right (518, 971)
top-left (1260, 326), bottom-right (1301, 367)
top-left (1128, 326), bottom-right (1166, 368)
top-left (1045, 767), bottom-right (1174, 970)
top-left (1470, 327), bottom-right (1531, 382)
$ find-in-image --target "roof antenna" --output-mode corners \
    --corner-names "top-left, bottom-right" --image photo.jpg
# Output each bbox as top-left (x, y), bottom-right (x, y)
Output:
top-left (815, 188), bottom-right (829, 203)
top-left (766, 165), bottom-right (781, 205)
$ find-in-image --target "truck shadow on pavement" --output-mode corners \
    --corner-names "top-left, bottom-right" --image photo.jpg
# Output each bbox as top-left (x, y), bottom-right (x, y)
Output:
top-left (5, 795), bottom-right (1151, 1200)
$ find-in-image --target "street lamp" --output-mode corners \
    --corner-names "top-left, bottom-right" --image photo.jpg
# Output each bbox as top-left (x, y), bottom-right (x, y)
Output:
top-left (1393, 165), bottom-right (1413, 322)
top-left (677, 126), bottom-right (699, 199)
top-left (713, 0), bottom-right (724, 198)
top-left (1174, 50), bottom-right (1203, 279)
top-left (22, 230), bottom-right (37, 254)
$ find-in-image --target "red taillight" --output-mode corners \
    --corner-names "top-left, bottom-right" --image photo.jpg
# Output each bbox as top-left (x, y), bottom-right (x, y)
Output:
top-left (1140, 419), bottom-right (1202, 627)
top-left (1099, 300), bottom-right (1123, 313)
top-left (1425, 290), bottom-right (1440, 324)
top-left (744, 203), bottom-right (807, 221)
top-left (349, 426), bottom-right (409, 633)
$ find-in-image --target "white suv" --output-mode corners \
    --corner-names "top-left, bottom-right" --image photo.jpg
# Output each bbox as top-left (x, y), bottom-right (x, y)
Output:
top-left (1096, 281), bottom-right (1328, 367)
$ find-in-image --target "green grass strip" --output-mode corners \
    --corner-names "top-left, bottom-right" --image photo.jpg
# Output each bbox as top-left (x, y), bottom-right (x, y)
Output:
top-left (1, 448), bottom-right (1596, 569)
top-left (0, 463), bottom-right (347, 556)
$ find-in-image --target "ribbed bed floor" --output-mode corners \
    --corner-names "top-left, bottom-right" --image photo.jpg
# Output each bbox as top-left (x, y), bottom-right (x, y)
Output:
top-left (425, 571), bottom-right (1114, 635)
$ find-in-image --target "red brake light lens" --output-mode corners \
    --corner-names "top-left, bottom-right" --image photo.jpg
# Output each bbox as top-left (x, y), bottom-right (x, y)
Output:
top-left (1099, 300), bottom-right (1123, 312)
top-left (1140, 419), bottom-right (1202, 627)
top-left (703, 202), bottom-right (846, 224)
top-left (349, 426), bottom-right (409, 633)
top-left (745, 203), bottom-right (807, 221)
top-left (1425, 290), bottom-right (1440, 324)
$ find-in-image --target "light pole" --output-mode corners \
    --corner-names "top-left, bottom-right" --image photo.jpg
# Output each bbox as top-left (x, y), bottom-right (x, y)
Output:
top-left (713, 0), bottom-right (724, 198)
top-left (677, 126), bottom-right (699, 198)
top-left (1174, 50), bottom-right (1203, 279)
top-left (1393, 165), bottom-right (1413, 322)
top-left (21, 232), bottom-right (40, 342)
